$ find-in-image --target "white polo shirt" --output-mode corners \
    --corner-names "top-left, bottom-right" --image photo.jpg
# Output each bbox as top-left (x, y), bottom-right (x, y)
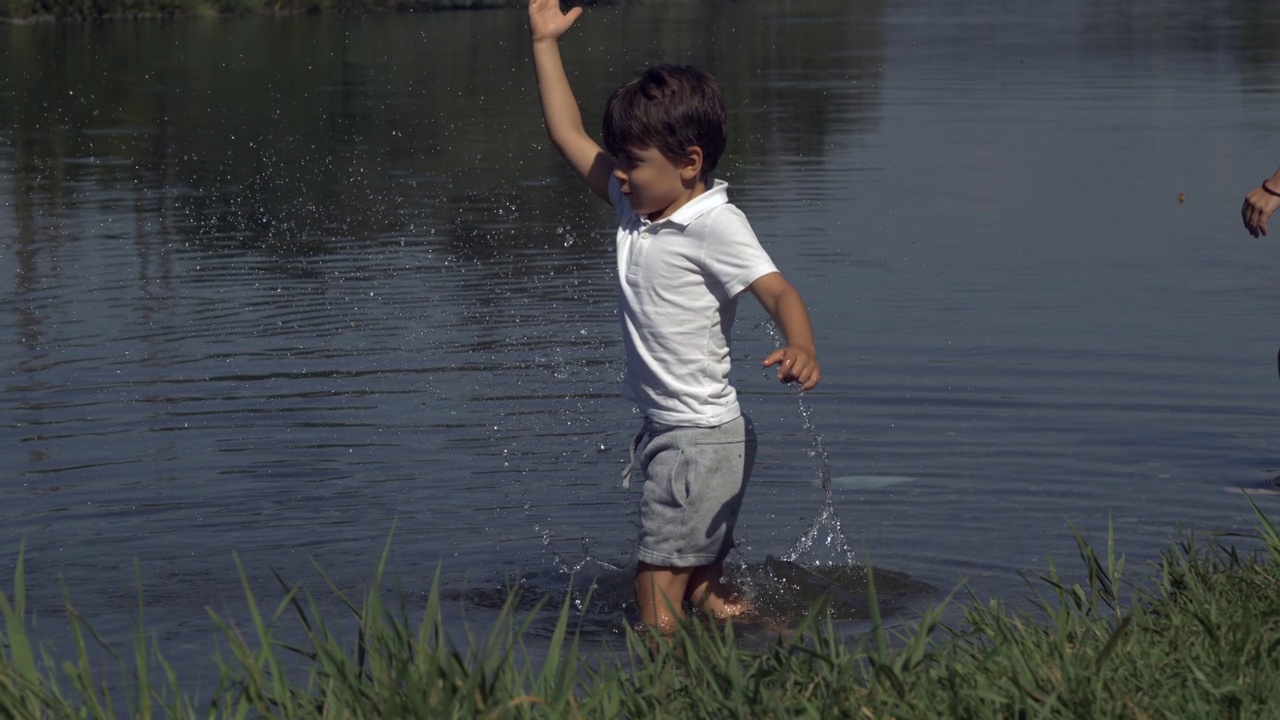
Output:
top-left (610, 176), bottom-right (778, 427)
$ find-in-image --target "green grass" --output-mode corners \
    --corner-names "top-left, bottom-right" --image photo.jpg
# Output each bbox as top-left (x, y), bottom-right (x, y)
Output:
top-left (4, 499), bottom-right (1280, 718)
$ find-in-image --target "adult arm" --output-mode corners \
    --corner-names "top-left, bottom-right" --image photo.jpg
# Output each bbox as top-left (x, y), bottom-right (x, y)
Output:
top-left (748, 271), bottom-right (820, 391)
top-left (1242, 166), bottom-right (1280, 238)
top-left (528, 0), bottom-right (614, 203)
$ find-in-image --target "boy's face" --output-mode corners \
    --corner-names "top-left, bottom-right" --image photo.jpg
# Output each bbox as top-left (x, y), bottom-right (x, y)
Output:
top-left (613, 145), bottom-right (700, 221)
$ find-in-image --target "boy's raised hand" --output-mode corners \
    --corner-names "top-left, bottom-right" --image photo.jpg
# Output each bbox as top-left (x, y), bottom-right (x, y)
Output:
top-left (529, 0), bottom-right (582, 42)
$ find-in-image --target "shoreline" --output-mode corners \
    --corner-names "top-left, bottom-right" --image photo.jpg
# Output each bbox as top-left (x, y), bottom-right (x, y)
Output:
top-left (3, 501), bottom-right (1279, 717)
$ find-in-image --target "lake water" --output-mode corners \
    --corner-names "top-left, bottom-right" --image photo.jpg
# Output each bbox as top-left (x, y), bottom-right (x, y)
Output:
top-left (5, 0), bottom-right (1280, 675)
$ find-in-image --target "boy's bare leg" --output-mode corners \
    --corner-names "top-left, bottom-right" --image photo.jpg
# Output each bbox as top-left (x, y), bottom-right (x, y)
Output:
top-left (634, 562), bottom-right (692, 634)
top-left (686, 562), bottom-right (752, 619)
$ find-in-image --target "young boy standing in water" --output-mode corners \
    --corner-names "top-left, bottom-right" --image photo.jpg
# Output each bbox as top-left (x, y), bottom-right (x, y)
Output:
top-left (528, 0), bottom-right (820, 633)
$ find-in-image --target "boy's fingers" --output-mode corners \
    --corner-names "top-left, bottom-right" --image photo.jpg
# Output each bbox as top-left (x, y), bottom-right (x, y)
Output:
top-left (764, 350), bottom-right (818, 390)
top-left (798, 364), bottom-right (819, 389)
top-left (776, 356), bottom-right (798, 380)
top-left (529, 0), bottom-right (581, 32)
top-left (779, 358), bottom-right (804, 381)
top-left (797, 364), bottom-right (815, 385)
top-left (793, 363), bottom-right (818, 389)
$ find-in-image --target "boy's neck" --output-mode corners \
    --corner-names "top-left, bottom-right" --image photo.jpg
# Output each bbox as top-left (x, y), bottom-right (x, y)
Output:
top-left (646, 178), bottom-right (709, 222)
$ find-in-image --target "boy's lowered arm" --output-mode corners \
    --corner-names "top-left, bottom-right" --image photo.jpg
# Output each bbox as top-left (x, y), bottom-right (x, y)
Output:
top-left (749, 272), bottom-right (820, 391)
top-left (529, 0), bottom-right (614, 203)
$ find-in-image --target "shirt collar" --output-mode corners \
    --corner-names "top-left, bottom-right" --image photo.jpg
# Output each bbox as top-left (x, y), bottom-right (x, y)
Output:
top-left (652, 179), bottom-right (729, 228)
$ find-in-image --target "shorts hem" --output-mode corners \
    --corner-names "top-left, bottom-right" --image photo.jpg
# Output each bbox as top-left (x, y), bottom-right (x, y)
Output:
top-left (636, 548), bottom-right (726, 568)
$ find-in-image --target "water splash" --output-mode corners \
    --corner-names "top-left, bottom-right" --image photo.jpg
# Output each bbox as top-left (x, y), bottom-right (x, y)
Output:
top-left (549, 540), bottom-right (628, 616)
top-left (754, 321), bottom-right (856, 567)
top-left (780, 390), bottom-right (856, 567)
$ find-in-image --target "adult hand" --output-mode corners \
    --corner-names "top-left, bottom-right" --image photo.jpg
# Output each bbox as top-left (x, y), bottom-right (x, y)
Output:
top-left (1243, 175), bottom-right (1280, 238)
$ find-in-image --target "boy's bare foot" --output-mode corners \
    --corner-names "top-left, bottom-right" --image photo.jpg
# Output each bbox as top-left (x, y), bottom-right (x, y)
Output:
top-left (706, 593), bottom-right (753, 620)
top-left (690, 578), bottom-right (754, 620)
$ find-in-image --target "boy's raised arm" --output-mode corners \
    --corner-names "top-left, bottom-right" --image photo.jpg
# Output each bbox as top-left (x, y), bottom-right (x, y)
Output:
top-left (529, 0), bottom-right (614, 203)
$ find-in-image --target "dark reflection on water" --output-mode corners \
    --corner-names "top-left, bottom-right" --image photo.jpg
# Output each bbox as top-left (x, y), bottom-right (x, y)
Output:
top-left (4, 0), bottom-right (1280, 678)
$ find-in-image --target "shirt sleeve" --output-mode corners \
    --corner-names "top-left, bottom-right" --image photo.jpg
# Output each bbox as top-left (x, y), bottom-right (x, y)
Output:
top-left (701, 205), bottom-right (779, 298)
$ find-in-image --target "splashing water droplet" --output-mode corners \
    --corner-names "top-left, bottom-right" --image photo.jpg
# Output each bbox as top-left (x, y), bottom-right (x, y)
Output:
top-left (754, 326), bottom-right (854, 568)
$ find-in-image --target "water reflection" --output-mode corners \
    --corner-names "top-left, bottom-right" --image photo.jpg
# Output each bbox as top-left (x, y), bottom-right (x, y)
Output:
top-left (8, 0), bottom-right (1280, 681)
top-left (0, 0), bottom-right (888, 667)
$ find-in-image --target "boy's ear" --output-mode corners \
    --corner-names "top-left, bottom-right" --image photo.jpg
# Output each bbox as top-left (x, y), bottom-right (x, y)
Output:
top-left (679, 146), bottom-right (704, 181)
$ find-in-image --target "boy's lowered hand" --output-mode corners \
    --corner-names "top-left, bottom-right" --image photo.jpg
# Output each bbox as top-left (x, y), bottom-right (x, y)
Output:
top-left (749, 272), bottom-right (820, 391)
top-left (529, 0), bottom-right (581, 43)
top-left (763, 345), bottom-right (820, 391)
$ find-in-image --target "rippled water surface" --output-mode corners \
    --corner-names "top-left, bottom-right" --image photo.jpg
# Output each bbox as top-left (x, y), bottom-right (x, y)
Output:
top-left (5, 0), bottom-right (1280, 671)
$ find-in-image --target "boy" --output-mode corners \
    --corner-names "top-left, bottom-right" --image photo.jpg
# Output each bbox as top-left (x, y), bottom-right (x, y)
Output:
top-left (528, 0), bottom-right (820, 633)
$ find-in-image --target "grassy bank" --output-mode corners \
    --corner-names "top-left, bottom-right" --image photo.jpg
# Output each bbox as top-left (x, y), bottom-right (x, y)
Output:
top-left (3, 500), bottom-right (1280, 718)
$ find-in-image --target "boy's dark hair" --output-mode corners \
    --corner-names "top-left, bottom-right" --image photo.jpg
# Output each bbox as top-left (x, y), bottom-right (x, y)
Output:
top-left (602, 65), bottom-right (728, 181)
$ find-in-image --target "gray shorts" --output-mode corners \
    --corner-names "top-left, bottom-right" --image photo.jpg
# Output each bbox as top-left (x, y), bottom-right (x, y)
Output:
top-left (631, 415), bottom-right (757, 568)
